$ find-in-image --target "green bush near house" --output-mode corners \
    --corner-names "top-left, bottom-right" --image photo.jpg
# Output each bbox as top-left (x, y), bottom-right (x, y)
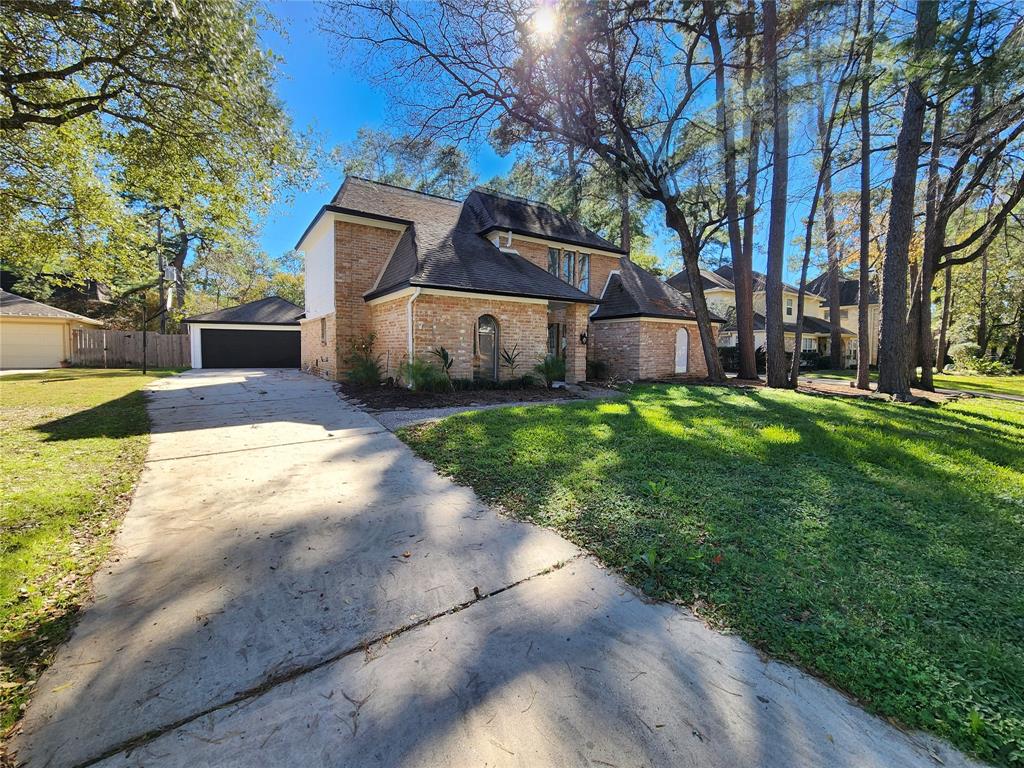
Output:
top-left (401, 384), bottom-right (1024, 766)
top-left (534, 354), bottom-right (566, 387)
top-left (344, 333), bottom-right (384, 387)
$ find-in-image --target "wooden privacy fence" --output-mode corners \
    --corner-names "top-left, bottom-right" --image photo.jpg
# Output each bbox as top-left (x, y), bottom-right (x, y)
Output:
top-left (70, 329), bottom-right (190, 369)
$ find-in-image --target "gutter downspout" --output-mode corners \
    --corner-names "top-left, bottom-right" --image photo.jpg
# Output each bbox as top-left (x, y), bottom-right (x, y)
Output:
top-left (406, 287), bottom-right (422, 386)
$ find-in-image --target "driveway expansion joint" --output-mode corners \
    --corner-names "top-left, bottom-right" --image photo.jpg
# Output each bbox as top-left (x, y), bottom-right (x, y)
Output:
top-left (67, 553), bottom-right (585, 768)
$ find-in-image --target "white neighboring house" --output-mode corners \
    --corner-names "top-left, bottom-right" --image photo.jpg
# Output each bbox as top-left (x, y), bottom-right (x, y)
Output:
top-left (0, 289), bottom-right (102, 369)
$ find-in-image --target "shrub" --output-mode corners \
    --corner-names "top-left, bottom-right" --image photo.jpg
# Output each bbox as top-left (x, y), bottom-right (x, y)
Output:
top-left (500, 344), bottom-right (523, 377)
top-left (535, 355), bottom-right (566, 387)
top-left (345, 334), bottom-right (383, 387)
top-left (400, 357), bottom-right (447, 392)
top-left (949, 342), bottom-right (983, 371)
top-left (428, 346), bottom-right (454, 390)
top-left (587, 359), bottom-right (609, 381)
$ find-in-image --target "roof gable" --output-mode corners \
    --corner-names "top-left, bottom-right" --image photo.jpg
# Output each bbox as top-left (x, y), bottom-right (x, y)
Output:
top-left (593, 259), bottom-right (724, 321)
top-left (466, 188), bottom-right (626, 254)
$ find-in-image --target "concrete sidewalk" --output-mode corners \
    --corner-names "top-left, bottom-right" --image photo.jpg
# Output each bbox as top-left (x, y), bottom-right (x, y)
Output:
top-left (12, 369), bottom-right (981, 768)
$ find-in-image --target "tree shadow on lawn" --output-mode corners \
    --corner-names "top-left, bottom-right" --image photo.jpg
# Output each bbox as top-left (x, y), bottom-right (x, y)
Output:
top-left (404, 386), bottom-right (1024, 763)
top-left (31, 391), bottom-right (151, 442)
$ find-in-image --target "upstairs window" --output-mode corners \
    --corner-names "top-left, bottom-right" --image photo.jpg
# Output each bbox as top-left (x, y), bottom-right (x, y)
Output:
top-left (578, 253), bottom-right (590, 292)
top-left (562, 251), bottom-right (576, 285)
top-left (547, 248), bottom-right (560, 276)
top-left (786, 298), bottom-right (794, 317)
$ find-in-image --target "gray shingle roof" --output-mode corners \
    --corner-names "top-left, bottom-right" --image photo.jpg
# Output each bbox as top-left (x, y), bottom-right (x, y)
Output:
top-left (724, 311), bottom-right (854, 336)
top-left (331, 178), bottom-right (598, 304)
top-left (183, 297), bottom-right (303, 325)
top-left (0, 289), bottom-right (102, 324)
top-left (666, 267), bottom-right (734, 293)
top-left (468, 188), bottom-right (627, 254)
top-left (806, 272), bottom-right (880, 306)
top-left (714, 265), bottom-right (801, 294)
top-left (592, 259), bottom-right (725, 322)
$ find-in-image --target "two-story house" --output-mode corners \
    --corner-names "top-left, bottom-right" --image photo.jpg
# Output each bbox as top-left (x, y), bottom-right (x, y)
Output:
top-left (667, 265), bottom-right (877, 366)
top-left (296, 177), bottom-right (722, 384)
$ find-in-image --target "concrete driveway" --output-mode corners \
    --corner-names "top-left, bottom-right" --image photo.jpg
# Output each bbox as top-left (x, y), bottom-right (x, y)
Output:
top-left (13, 369), bottom-right (979, 768)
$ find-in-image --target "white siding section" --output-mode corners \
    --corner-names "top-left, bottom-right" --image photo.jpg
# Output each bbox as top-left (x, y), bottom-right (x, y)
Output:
top-left (302, 220), bottom-right (334, 319)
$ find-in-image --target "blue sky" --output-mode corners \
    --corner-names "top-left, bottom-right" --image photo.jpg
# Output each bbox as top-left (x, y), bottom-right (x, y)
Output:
top-left (258, 2), bottom-right (824, 282)
top-left (258, 2), bottom-right (514, 260)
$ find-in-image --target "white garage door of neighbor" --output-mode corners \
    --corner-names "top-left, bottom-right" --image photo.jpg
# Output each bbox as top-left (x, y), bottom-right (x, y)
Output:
top-left (0, 322), bottom-right (65, 368)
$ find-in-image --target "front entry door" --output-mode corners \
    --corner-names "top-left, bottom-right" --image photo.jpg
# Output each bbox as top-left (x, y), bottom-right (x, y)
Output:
top-left (675, 327), bottom-right (689, 374)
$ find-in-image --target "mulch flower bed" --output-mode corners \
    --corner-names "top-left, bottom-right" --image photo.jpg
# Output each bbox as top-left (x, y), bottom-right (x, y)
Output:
top-left (337, 381), bottom-right (583, 411)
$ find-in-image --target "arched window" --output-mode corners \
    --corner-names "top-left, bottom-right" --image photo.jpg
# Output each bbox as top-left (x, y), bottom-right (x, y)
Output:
top-left (476, 314), bottom-right (499, 380)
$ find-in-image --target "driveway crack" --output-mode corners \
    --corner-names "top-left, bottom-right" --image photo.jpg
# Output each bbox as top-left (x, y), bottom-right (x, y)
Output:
top-left (67, 553), bottom-right (583, 768)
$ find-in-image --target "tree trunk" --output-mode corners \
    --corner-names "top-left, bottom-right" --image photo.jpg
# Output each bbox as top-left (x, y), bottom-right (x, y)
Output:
top-left (1013, 305), bottom-right (1024, 370)
top-left (665, 206), bottom-right (725, 382)
top-left (823, 154), bottom-right (843, 369)
top-left (706, 0), bottom-right (755, 381)
top-left (918, 101), bottom-right (945, 390)
top-left (977, 250), bottom-right (988, 349)
top-left (877, 0), bottom-right (937, 398)
top-left (937, 264), bottom-right (953, 369)
top-left (856, 0), bottom-right (874, 390)
top-left (567, 143), bottom-right (581, 220)
top-left (619, 183), bottom-right (631, 253)
top-left (737, 0), bottom-right (760, 380)
top-left (763, 0), bottom-right (790, 388)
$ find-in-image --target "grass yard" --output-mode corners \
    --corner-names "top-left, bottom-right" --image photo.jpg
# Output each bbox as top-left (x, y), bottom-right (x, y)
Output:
top-left (806, 369), bottom-right (1024, 397)
top-left (0, 369), bottom-right (174, 736)
top-left (402, 385), bottom-right (1024, 766)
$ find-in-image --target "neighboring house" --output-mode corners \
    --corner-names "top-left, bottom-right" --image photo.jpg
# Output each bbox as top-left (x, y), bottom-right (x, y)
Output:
top-left (0, 289), bottom-right (102, 369)
top-left (296, 177), bottom-right (721, 383)
top-left (183, 297), bottom-right (303, 369)
top-left (667, 265), bottom-right (874, 366)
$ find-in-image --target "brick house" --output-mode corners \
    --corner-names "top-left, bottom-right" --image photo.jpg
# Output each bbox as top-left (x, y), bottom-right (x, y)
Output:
top-left (296, 177), bottom-right (720, 384)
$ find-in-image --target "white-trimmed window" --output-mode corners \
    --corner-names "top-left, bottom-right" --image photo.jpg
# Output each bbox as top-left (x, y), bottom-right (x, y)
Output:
top-left (786, 298), bottom-right (794, 317)
top-left (562, 250), bottom-right (576, 284)
top-left (802, 336), bottom-right (816, 352)
top-left (578, 253), bottom-right (590, 292)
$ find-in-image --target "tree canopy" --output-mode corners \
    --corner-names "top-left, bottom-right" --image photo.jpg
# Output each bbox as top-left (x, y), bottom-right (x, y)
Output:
top-left (0, 0), bottom-right (315, 301)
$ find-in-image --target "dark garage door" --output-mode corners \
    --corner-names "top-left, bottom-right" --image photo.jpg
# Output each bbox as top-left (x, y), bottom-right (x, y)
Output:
top-left (200, 328), bottom-right (300, 368)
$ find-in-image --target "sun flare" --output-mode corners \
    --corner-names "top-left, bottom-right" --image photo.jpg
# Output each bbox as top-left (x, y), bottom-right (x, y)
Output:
top-left (531, 5), bottom-right (559, 42)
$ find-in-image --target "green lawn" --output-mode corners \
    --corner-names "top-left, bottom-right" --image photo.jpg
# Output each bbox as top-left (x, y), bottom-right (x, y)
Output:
top-left (806, 369), bottom-right (1024, 397)
top-left (401, 385), bottom-right (1024, 766)
top-left (0, 369), bottom-right (175, 734)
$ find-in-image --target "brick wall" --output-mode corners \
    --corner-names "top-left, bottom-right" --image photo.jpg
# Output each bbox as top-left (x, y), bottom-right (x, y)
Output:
top-left (638, 321), bottom-right (709, 379)
top-left (591, 319), bottom-right (641, 379)
top-left (412, 293), bottom-right (548, 381)
top-left (591, 319), bottom-right (712, 380)
top-left (334, 220), bottom-right (403, 374)
top-left (368, 295), bottom-right (408, 381)
top-left (300, 314), bottom-right (336, 379)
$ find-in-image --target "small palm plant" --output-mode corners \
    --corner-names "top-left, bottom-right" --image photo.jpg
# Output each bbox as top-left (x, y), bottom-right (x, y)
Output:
top-left (500, 344), bottom-right (522, 377)
top-left (429, 346), bottom-right (454, 390)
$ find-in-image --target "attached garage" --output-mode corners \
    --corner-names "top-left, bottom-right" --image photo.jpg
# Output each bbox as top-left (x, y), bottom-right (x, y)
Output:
top-left (184, 297), bottom-right (303, 369)
top-left (0, 289), bottom-right (102, 369)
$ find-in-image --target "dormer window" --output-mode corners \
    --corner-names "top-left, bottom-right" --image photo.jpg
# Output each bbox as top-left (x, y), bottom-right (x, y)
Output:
top-left (547, 247), bottom-right (590, 291)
